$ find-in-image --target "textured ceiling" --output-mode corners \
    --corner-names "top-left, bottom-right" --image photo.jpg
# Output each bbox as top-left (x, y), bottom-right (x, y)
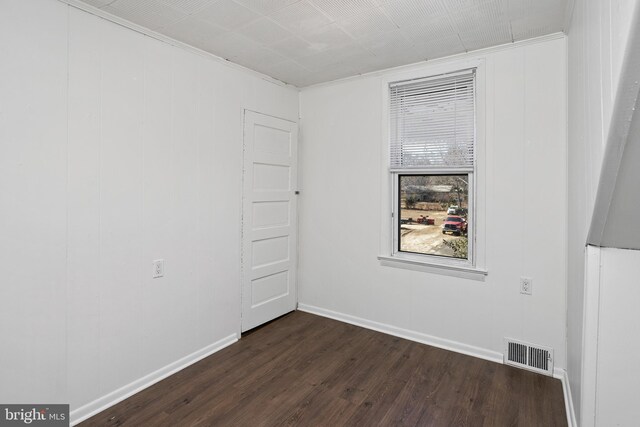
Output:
top-left (79, 0), bottom-right (569, 87)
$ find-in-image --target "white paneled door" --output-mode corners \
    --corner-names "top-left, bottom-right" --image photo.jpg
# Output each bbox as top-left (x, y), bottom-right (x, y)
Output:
top-left (241, 111), bottom-right (298, 332)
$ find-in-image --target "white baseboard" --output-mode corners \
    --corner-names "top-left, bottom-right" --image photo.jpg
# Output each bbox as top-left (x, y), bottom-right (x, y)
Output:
top-left (297, 303), bottom-right (503, 364)
top-left (299, 303), bottom-right (576, 426)
top-left (70, 333), bottom-right (238, 426)
top-left (555, 368), bottom-right (578, 427)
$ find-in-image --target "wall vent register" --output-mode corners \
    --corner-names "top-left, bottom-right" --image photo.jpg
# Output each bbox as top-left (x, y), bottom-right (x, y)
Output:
top-left (504, 338), bottom-right (554, 376)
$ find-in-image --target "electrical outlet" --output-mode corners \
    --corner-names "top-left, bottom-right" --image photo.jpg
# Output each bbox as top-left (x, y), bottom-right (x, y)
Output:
top-left (520, 277), bottom-right (532, 295)
top-left (152, 259), bottom-right (164, 278)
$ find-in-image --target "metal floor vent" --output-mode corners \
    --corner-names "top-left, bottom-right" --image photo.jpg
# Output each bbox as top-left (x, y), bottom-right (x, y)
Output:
top-left (504, 338), bottom-right (554, 376)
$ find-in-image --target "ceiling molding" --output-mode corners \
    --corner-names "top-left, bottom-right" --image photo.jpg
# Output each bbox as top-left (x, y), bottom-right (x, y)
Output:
top-left (60, 0), bottom-right (569, 87)
top-left (300, 32), bottom-right (566, 91)
top-left (57, 0), bottom-right (296, 89)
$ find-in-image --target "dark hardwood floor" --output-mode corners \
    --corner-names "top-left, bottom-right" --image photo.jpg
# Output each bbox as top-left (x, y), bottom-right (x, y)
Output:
top-left (80, 311), bottom-right (567, 426)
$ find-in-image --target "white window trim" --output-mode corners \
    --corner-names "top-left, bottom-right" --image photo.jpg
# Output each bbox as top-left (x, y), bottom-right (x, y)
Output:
top-left (379, 58), bottom-right (487, 279)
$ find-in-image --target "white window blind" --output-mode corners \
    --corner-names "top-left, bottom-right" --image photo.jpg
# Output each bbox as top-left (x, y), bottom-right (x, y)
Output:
top-left (389, 69), bottom-right (476, 171)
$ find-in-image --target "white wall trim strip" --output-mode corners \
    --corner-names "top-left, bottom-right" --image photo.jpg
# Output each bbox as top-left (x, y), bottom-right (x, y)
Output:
top-left (70, 334), bottom-right (238, 426)
top-left (298, 303), bottom-right (503, 364)
top-left (580, 245), bottom-right (602, 427)
top-left (555, 368), bottom-right (578, 427)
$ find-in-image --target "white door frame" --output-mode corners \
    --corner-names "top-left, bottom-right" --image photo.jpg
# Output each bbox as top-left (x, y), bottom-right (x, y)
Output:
top-left (240, 109), bottom-right (298, 332)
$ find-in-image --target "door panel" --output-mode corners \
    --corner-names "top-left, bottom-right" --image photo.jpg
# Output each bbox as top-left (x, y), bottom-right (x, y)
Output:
top-left (252, 201), bottom-right (290, 228)
top-left (242, 111), bottom-right (298, 332)
top-left (251, 271), bottom-right (290, 306)
top-left (252, 163), bottom-right (290, 191)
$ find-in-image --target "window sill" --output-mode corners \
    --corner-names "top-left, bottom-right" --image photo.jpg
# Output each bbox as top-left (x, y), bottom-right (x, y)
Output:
top-left (377, 255), bottom-right (488, 281)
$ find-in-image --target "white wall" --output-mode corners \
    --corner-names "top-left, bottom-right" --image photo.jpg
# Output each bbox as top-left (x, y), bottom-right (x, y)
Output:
top-left (566, 0), bottom-right (638, 422)
top-left (0, 0), bottom-right (298, 420)
top-left (298, 37), bottom-right (567, 369)
top-left (0, 0), bottom-right (69, 404)
top-left (592, 247), bottom-right (640, 426)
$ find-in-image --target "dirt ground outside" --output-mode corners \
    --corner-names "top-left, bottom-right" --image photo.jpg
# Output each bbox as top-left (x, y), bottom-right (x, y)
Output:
top-left (399, 209), bottom-right (467, 258)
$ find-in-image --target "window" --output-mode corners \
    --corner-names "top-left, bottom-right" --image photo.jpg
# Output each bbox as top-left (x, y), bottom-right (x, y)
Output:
top-left (389, 68), bottom-right (476, 264)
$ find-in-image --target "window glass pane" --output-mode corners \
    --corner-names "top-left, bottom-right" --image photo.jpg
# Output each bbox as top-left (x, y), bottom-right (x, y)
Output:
top-left (399, 174), bottom-right (469, 259)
